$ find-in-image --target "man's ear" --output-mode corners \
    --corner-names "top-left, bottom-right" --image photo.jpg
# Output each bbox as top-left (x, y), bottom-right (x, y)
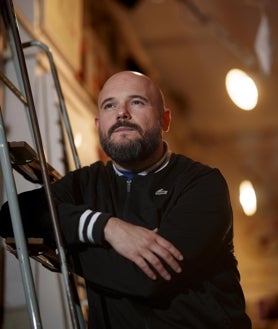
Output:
top-left (162, 109), bottom-right (171, 132)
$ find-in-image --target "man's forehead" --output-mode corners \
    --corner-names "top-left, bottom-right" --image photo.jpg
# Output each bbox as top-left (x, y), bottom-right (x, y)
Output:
top-left (99, 78), bottom-right (150, 101)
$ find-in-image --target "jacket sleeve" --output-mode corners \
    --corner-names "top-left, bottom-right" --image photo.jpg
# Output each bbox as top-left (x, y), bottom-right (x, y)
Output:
top-left (51, 168), bottom-right (113, 245)
top-left (0, 166), bottom-right (112, 247)
top-left (0, 188), bottom-right (54, 242)
top-left (159, 168), bottom-right (234, 272)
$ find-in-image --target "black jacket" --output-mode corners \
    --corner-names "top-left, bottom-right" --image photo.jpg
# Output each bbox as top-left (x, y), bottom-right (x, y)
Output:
top-left (0, 153), bottom-right (252, 329)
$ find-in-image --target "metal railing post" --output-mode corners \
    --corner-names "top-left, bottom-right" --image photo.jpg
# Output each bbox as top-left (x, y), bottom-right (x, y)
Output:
top-left (0, 106), bottom-right (43, 329)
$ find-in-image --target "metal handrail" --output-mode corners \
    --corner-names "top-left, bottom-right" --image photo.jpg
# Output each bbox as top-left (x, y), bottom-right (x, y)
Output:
top-left (22, 40), bottom-right (81, 170)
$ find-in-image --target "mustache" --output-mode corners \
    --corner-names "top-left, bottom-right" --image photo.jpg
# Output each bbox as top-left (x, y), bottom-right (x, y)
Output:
top-left (108, 121), bottom-right (143, 137)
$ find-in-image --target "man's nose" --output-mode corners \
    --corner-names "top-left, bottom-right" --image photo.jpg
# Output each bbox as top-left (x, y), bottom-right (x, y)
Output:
top-left (117, 105), bottom-right (131, 120)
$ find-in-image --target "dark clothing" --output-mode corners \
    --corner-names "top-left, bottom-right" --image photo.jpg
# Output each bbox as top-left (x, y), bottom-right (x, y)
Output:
top-left (0, 153), bottom-right (252, 329)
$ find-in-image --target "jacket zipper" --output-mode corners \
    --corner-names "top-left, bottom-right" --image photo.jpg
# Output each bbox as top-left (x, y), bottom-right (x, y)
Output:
top-left (126, 179), bottom-right (132, 193)
top-left (125, 177), bottom-right (150, 329)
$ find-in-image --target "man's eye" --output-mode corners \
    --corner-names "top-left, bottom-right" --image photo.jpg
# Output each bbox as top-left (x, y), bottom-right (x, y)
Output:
top-left (132, 100), bottom-right (144, 106)
top-left (103, 103), bottom-right (116, 110)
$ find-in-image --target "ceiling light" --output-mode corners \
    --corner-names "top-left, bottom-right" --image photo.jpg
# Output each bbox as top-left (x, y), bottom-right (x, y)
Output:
top-left (239, 180), bottom-right (257, 216)
top-left (225, 68), bottom-right (258, 111)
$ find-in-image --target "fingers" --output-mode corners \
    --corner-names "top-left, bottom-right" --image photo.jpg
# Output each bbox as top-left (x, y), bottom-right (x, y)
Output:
top-left (135, 249), bottom-right (182, 281)
top-left (152, 228), bottom-right (183, 262)
top-left (135, 234), bottom-right (184, 281)
top-left (105, 219), bottom-right (184, 281)
top-left (151, 243), bottom-right (182, 276)
top-left (133, 250), bottom-right (173, 281)
top-left (133, 254), bottom-right (158, 280)
top-left (156, 235), bottom-right (184, 262)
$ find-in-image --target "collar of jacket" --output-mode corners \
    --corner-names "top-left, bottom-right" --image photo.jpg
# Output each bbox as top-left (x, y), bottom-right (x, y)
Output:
top-left (113, 142), bottom-right (171, 177)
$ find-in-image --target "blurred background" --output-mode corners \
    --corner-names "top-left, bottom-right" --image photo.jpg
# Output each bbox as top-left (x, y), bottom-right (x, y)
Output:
top-left (0, 0), bottom-right (278, 328)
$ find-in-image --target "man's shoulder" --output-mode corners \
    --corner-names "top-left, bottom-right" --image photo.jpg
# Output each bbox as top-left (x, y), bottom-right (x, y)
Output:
top-left (168, 153), bottom-right (224, 184)
top-left (78, 160), bottom-right (113, 173)
top-left (88, 160), bottom-right (112, 170)
top-left (64, 160), bottom-right (113, 182)
top-left (170, 153), bottom-right (214, 172)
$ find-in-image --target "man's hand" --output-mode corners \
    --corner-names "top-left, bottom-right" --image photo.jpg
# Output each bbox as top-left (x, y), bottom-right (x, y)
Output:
top-left (104, 217), bottom-right (183, 280)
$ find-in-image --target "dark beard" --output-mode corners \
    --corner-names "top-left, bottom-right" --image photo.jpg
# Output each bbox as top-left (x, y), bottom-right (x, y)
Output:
top-left (99, 122), bottom-right (162, 166)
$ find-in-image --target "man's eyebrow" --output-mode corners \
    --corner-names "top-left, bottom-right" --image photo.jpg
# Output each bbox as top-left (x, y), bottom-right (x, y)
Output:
top-left (100, 95), bottom-right (149, 108)
top-left (129, 95), bottom-right (149, 102)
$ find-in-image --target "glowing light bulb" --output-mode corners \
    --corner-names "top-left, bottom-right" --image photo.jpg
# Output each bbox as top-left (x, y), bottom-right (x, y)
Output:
top-left (225, 69), bottom-right (258, 110)
top-left (239, 180), bottom-right (257, 216)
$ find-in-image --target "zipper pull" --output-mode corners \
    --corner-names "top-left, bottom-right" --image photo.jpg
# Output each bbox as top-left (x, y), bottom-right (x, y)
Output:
top-left (126, 179), bottom-right (132, 192)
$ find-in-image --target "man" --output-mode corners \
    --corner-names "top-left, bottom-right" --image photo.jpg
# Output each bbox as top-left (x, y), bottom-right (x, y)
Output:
top-left (0, 71), bottom-right (251, 328)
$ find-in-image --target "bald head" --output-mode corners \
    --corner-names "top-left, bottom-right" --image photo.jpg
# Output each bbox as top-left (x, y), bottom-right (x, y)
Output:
top-left (98, 71), bottom-right (166, 114)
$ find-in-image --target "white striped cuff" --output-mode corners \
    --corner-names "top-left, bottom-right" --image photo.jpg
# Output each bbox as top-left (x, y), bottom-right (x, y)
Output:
top-left (78, 210), bottom-right (101, 244)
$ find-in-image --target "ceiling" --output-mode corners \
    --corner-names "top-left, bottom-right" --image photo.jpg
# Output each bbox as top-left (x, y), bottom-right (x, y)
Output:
top-left (90, 0), bottom-right (278, 149)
